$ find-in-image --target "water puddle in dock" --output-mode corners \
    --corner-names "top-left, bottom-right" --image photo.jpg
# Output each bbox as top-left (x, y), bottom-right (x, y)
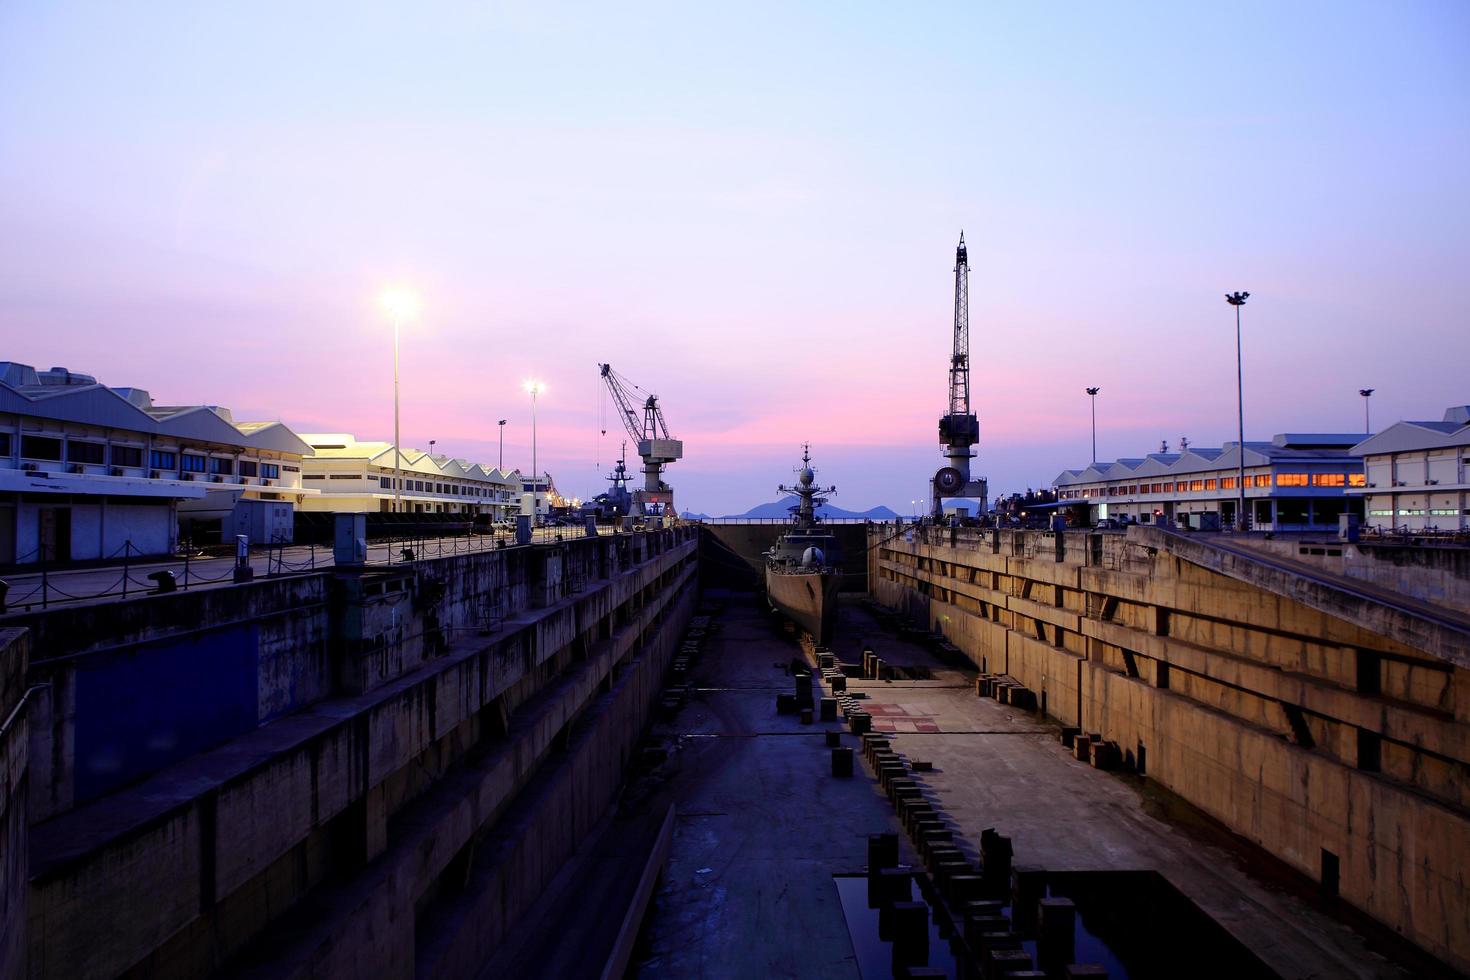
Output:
top-left (833, 870), bottom-right (1278, 979)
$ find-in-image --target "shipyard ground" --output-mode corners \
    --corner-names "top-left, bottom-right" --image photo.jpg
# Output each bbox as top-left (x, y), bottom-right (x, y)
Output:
top-left (530, 593), bottom-right (1453, 980)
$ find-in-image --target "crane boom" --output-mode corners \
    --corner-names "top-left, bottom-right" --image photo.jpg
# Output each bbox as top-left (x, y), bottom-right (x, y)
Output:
top-left (949, 232), bottom-right (970, 416)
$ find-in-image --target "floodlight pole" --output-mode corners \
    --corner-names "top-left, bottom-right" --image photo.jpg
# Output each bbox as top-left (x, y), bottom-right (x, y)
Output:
top-left (1226, 291), bottom-right (1250, 531)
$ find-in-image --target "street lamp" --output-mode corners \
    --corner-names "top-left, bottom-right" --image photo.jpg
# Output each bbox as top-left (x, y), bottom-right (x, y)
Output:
top-left (1226, 291), bottom-right (1250, 532)
top-left (498, 419), bottom-right (507, 471)
top-left (1085, 387), bottom-right (1101, 463)
top-left (523, 380), bottom-right (544, 519)
top-left (1359, 388), bottom-right (1375, 433)
top-left (380, 288), bottom-right (419, 514)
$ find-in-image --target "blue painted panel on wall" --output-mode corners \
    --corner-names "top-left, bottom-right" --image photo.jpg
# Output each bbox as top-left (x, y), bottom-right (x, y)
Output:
top-left (74, 624), bottom-right (259, 803)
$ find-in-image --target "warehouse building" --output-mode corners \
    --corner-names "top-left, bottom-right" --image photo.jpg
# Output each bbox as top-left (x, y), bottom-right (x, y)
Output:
top-left (1053, 433), bottom-right (1367, 531)
top-left (0, 362), bottom-right (314, 563)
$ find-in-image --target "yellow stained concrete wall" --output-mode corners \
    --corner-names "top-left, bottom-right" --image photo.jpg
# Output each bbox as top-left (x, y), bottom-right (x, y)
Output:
top-left (869, 525), bottom-right (1470, 973)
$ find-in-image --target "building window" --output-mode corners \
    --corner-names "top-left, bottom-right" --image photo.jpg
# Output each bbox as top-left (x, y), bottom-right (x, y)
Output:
top-left (1253, 474), bottom-right (1271, 488)
top-left (1396, 508), bottom-right (1425, 516)
top-left (380, 476), bottom-right (392, 489)
top-left (1369, 509), bottom-right (1394, 517)
top-left (1429, 509), bottom-right (1458, 516)
top-left (181, 453), bottom-right (208, 473)
top-left (261, 463), bottom-right (280, 479)
top-left (303, 474), bottom-right (328, 481)
top-left (1348, 473), bottom-right (1366, 487)
top-left (67, 440), bottom-right (106, 465)
top-left (1221, 477), bottom-right (1237, 489)
top-left (329, 474), bottom-right (357, 480)
top-left (150, 449), bottom-right (177, 470)
top-left (1312, 474), bottom-right (1345, 487)
top-left (208, 456), bottom-right (234, 475)
top-left (0, 432), bottom-right (10, 456)
top-left (1189, 480), bottom-right (1204, 492)
top-left (1204, 479), bottom-right (1217, 490)
top-left (238, 460), bottom-right (259, 477)
top-left (1277, 473), bottom-right (1310, 487)
top-left (111, 445), bottom-right (143, 467)
top-left (21, 435), bottom-right (63, 461)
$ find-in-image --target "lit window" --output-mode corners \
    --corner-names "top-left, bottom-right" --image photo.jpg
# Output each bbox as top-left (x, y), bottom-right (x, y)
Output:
top-left (1221, 477), bottom-right (1237, 489)
top-left (1348, 474), bottom-right (1366, 487)
top-left (1311, 474), bottom-right (1345, 487)
top-left (1189, 480), bottom-right (1204, 492)
top-left (1253, 474), bottom-right (1271, 488)
top-left (1276, 473), bottom-right (1310, 487)
top-left (1204, 479), bottom-right (1217, 490)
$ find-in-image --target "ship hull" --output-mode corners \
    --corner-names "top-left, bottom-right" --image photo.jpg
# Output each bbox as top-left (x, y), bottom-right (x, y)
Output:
top-left (765, 565), bottom-right (841, 646)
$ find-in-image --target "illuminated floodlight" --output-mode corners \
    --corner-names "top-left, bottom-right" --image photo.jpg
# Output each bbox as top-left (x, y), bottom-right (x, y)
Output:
top-left (380, 288), bottom-right (420, 321)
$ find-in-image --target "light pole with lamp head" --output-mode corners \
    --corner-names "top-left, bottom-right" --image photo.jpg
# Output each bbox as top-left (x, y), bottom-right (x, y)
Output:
top-left (1226, 291), bottom-right (1250, 531)
top-left (523, 380), bottom-right (544, 520)
top-left (380, 289), bottom-right (419, 514)
top-left (1359, 389), bottom-right (1374, 433)
top-left (1086, 387), bottom-right (1101, 462)
top-left (498, 419), bottom-right (507, 470)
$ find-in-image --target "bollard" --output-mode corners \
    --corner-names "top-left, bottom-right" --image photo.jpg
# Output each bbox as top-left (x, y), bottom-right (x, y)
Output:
top-left (867, 832), bottom-right (899, 871)
top-left (819, 697), bottom-right (837, 722)
top-left (980, 829), bottom-right (1013, 894)
top-left (794, 672), bottom-right (814, 708)
top-left (799, 707), bottom-right (813, 725)
top-left (1010, 865), bottom-right (1046, 936)
top-left (986, 947), bottom-right (1033, 979)
top-left (1037, 896), bottom-right (1077, 971)
top-left (850, 712), bottom-right (872, 734)
top-left (889, 901), bottom-right (929, 967)
top-left (146, 570), bottom-right (177, 594)
top-left (831, 746), bottom-right (854, 777)
top-left (830, 673), bottom-right (847, 692)
top-left (964, 914), bottom-right (1011, 949)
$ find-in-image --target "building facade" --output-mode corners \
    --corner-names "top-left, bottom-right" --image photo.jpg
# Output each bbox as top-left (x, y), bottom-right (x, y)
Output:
top-left (1053, 433), bottom-right (1367, 531)
top-left (0, 362), bottom-right (314, 563)
top-left (295, 434), bottom-right (520, 518)
top-left (1348, 405), bottom-right (1470, 532)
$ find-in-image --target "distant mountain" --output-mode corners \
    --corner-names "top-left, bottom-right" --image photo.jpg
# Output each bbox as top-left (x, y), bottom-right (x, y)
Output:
top-left (717, 497), bottom-right (899, 520)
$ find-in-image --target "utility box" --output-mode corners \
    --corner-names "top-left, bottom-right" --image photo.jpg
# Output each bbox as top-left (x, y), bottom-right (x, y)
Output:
top-left (232, 499), bottom-right (294, 545)
top-left (1339, 513), bottom-right (1361, 543)
top-left (334, 513), bottom-right (367, 566)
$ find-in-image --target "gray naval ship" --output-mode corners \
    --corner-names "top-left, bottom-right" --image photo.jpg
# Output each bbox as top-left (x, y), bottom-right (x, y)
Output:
top-left (764, 445), bottom-right (841, 645)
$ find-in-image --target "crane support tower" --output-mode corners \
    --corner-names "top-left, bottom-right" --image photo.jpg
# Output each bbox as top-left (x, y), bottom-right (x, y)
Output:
top-left (933, 231), bottom-right (988, 516)
top-left (598, 363), bottom-right (683, 522)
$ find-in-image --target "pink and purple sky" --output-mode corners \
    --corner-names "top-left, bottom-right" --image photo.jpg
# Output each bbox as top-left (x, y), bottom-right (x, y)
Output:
top-left (2, 2), bottom-right (1466, 515)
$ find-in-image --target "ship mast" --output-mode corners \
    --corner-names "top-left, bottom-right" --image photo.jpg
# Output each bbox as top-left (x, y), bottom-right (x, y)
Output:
top-left (777, 443), bottom-right (836, 529)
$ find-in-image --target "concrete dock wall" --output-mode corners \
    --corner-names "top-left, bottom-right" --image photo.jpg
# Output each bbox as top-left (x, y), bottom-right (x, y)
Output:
top-left (1, 629), bottom-right (28, 980)
top-left (869, 524), bottom-right (1470, 973)
top-left (13, 527), bottom-right (696, 979)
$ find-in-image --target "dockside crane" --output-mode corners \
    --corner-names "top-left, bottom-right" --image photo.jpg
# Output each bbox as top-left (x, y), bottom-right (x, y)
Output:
top-left (598, 364), bottom-right (683, 521)
top-left (934, 232), bottom-right (988, 517)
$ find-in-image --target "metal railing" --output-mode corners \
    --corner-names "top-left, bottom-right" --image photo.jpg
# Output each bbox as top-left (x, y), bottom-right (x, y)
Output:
top-left (0, 525), bottom-right (635, 616)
